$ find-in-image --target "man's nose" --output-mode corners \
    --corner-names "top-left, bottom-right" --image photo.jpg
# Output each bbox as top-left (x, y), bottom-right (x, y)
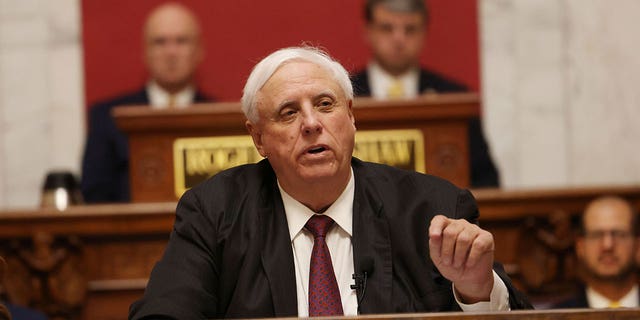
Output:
top-left (301, 111), bottom-right (322, 135)
top-left (391, 27), bottom-right (408, 41)
top-left (601, 233), bottom-right (615, 249)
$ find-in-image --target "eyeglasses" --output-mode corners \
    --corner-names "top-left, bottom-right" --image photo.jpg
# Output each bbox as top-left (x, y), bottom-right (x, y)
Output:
top-left (583, 230), bottom-right (634, 242)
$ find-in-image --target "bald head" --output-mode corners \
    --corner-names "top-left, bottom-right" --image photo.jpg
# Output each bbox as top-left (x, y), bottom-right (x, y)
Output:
top-left (143, 3), bottom-right (203, 93)
top-left (581, 196), bottom-right (637, 236)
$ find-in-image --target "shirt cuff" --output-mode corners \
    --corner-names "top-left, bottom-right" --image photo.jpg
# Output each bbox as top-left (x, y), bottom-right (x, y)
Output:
top-left (453, 270), bottom-right (511, 312)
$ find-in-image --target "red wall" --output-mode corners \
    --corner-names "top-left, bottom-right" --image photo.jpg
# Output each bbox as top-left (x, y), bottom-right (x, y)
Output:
top-left (81, 0), bottom-right (478, 106)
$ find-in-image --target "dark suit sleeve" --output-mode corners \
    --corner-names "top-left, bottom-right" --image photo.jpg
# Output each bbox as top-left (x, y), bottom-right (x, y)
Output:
top-left (468, 118), bottom-right (500, 187)
top-left (551, 288), bottom-right (588, 309)
top-left (81, 104), bottom-right (130, 202)
top-left (129, 190), bottom-right (220, 320)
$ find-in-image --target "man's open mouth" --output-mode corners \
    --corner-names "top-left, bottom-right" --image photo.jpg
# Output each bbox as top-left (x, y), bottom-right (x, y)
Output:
top-left (307, 146), bottom-right (326, 154)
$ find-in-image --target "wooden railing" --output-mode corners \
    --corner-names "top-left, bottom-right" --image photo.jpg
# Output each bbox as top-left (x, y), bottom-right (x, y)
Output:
top-left (2, 185), bottom-right (640, 319)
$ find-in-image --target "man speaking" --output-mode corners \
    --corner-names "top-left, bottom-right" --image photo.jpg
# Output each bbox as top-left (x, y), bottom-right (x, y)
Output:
top-left (129, 46), bottom-right (531, 319)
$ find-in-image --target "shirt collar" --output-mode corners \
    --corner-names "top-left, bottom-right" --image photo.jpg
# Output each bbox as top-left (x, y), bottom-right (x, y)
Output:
top-left (146, 80), bottom-right (195, 109)
top-left (367, 61), bottom-right (419, 99)
top-left (280, 168), bottom-right (355, 241)
top-left (586, 284), bottom-right (639, 308)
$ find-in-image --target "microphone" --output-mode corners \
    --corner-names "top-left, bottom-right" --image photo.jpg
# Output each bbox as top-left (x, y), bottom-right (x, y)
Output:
top-left (351, 257), bottom-right (374, 312)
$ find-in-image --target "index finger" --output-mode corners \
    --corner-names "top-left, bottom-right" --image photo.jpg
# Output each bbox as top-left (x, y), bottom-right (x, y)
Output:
top-left (429, 214), bottom-right (451, 240)
top-left (428, 215), bottom-right (450, 264)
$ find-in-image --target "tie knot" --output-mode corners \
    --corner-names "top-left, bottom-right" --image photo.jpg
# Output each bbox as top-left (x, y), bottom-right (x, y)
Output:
top-left (305, 215), bottom-right (335, 238)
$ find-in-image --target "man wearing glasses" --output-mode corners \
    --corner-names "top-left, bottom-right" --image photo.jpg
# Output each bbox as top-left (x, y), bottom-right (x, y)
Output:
top-left (554, 196), bottom-right (640, 308)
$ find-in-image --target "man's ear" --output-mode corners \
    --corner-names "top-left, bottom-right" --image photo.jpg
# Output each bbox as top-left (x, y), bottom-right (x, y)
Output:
top-left (348, 99), bottom-right (355, 126)
top-left (246, 120), bottom-right (266, 157)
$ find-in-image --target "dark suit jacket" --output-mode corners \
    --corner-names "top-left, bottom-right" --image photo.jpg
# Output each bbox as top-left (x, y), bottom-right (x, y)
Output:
top-left (129, 158), bottom-right (531, 319)
top-left (2, 301), bottom-right (48, 320)
top-left (553, 289), bottom-right (590, 308)
top-left (351, 68), bottom-right (500, 188)
top-left (80, 88), bottom-right (210, 203)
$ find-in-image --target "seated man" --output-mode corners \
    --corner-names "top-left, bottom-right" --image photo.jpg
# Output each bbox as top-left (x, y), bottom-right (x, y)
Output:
top-left (352, 0), bottom-right (500, 187)
top-left (554, 196), bottom-right (639, 308)
top-left (81, 3), bottom-right (211, 203)
top-left (129, 46), bottom-right (531, 319)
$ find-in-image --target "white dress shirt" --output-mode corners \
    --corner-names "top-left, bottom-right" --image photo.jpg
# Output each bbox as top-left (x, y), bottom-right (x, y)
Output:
top-left (281, 173), bottom-right (358, 317)
top-left (367, 62), bottom-right (420, 100)
top-left (279, 168), bottom-right (510, 317)
top-left (146, 81), bottom-right (195, 109)
top-left (586, 285), bottom-right (639, 308)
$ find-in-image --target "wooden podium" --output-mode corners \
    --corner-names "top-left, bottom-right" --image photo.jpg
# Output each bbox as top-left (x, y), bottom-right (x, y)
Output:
top-left (114, 93), bottom-right (479, 202)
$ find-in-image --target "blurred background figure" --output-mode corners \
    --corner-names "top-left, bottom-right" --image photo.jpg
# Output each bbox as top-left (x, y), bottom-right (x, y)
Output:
top-left (554, 196), bottom-right (639, 308)
top-left (351, 0), bottom-right (499, 188)
top-left (80, 2), bottom-right (211, 203)
top-left (352, 0), bottom-right (463, 98)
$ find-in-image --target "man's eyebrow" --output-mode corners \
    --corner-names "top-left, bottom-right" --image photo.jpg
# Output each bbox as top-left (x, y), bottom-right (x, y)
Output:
top-left (275, 100), bottom-right (296, 113)
top-left (314, 90), bottom-right (337, 100)
top-left (273, 90), bottom-right (339, 113)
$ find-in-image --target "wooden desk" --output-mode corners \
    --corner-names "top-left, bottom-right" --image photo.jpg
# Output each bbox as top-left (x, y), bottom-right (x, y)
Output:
top-left (356, 309), bottom-right (640, 319)
top-left (0, 203), bottom-right (176, 320)
top-left (2, 186), bottom-right (640, 319)
top-left (114, 94), bottom-right (479, 202)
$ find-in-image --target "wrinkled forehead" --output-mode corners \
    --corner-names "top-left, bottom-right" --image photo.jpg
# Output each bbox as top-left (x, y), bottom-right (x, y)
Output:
top-left (259, 60), bottom-right (341, 98)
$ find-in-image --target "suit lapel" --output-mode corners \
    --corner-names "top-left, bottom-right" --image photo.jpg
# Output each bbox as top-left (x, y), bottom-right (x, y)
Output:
top-left (258, 179), bottom-right (298, 317)
top-left (351, 162), bottom-right (393, 314)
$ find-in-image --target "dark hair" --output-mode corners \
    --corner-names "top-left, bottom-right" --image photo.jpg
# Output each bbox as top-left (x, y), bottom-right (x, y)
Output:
top-left (364, 0), bottom-right (429, 24)
top-left (579, 195), bottom-right (639, 236)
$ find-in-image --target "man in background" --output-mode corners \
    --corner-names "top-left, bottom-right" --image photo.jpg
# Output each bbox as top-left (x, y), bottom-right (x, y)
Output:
top-left (81, 2), bottom-right (211, 203)
top-left (351, 0), bottom-right (499, 188)
top-left (554, 196), bottom-right (639, 308)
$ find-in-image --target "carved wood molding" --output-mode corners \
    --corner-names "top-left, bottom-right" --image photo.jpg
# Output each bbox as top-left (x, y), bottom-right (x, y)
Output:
top-left (1, 232), bottom-right (86, 320)
top-left (513, 210), bottom-right (579, 294)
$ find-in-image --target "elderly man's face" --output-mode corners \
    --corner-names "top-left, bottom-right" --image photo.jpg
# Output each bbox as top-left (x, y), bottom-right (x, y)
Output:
top-left (247, 61), bottom-right (355, 190)
top-left (144, 5), bottom-right (202, 92)
top-left (576, 200), bottom-right (639, 282)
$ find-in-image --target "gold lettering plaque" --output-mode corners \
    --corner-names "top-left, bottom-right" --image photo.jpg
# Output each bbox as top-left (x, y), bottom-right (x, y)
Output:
top-left (353, 129), bottom-right (424, 173)
top-left (173, 129), bottom-right (424, 198)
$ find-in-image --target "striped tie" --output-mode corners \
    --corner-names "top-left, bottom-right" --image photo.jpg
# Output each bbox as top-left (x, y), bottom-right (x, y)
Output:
top-left (305, 215), bottom-right (344, 317)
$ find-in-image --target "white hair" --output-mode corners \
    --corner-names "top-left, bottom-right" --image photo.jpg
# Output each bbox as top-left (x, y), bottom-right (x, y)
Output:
top-left (241, 46), bottom-right (354, 123)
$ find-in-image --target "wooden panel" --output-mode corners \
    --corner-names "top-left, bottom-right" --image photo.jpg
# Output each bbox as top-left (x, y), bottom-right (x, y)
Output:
top-left (114, 94), bottom-right (479, 202)
top-left (0, 203), bottom-right (175, 320)
top-left (3, 186), bottom-right (640, 318)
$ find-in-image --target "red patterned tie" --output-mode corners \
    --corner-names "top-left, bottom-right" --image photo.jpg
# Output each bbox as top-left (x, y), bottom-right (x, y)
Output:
top-left (305, 215), bottom-right (344, 317)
